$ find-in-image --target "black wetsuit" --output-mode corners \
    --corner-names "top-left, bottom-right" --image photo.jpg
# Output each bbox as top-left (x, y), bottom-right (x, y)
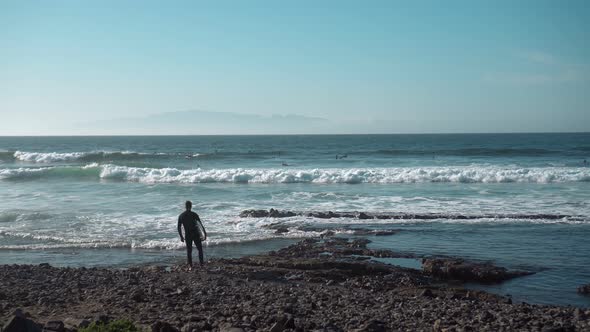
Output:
top-left (177, 210), bottom-right (204, 265)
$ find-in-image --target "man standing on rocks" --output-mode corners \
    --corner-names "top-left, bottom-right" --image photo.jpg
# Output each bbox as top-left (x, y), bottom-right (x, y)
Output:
top-left (178, 200), bottom-right (207, 270)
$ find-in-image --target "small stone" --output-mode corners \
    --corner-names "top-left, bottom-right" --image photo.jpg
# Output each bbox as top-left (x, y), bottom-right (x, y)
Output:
top-left (220, 328), bottom-right (245, 332)
top-left (433, 319), bottom-right (442, 332)
top-left (151, 321), bottom-right (179, 332)
top-left (43, 321), bottom-right (64, 332)
top-left (78, 320), bottom-right (91, 328)
top-left (131, 289), bottom-right (146, 302)
top-left (94, 314), bottom-right (111, 325)
top-left (420, 289), bottom-right (434, 298)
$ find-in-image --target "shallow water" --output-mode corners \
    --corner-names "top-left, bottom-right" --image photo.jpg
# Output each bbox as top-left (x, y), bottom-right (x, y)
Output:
top-left (0, 134), bottom-right (588, 307)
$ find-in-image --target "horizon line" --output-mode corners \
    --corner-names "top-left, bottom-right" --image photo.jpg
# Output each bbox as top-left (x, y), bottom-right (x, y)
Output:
top-left (1, 131), bottom-right (589, 138)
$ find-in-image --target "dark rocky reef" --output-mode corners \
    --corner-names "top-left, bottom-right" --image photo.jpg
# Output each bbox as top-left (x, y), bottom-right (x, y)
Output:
top-left (422, 258), bottom-right (535, 284)
top-left (579, 284), bottom-right (590, 295)
top-left (239, 209), bottom-right (585, 221)
top-left (263, 222), bottom-right (399, 237)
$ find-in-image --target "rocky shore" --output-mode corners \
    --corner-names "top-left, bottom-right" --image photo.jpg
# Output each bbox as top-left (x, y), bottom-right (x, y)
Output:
top-left (1, 238), bottom-right (589, 331)
top-left (239, 209), bottom-right (584, 221)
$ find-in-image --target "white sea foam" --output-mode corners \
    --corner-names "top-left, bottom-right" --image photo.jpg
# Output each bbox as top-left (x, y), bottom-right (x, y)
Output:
top-left (12, 150), bottom-right (168, 163)
top-left (98, 165), bottom-right (590, 184)
top-left (2, 164), bottom-right (589, 183)
top-left (0, 166), bottom-right (53, 179)
top-left (14, 151), bottom-right (88, 163)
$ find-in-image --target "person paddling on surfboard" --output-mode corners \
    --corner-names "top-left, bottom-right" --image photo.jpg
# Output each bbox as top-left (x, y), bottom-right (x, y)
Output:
top-left (178, 200), bottom-right (207, 270)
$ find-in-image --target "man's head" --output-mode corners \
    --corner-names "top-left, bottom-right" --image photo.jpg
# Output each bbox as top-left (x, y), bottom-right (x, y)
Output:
top-left (185, 200), bottom-right (192, 211)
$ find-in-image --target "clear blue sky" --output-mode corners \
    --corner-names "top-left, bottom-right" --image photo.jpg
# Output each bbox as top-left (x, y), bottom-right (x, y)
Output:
top-left (1, 0), bottom-right (589, 134)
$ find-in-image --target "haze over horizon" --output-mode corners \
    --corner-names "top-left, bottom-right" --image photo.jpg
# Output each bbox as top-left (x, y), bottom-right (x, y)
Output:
top-left (1, 1), bottom-right (589, 135)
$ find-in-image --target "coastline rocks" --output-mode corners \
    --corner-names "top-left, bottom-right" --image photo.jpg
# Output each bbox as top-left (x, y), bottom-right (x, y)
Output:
top-left (0, 238), bottom-right (587, 331)
top-left (422, 258), bottom-right (533, 283)
top-left (578, 284), bottom-right (590, 295)
top-left (239, 209), bottom-right (583, 221)
top-left (422, 258), bottom-right (534, 283)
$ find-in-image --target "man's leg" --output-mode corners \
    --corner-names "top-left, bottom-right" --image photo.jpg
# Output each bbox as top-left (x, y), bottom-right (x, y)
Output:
top-left (195, 238), bottom-right (204, 265)
top-left (186, 238), bottom-right (193, 267)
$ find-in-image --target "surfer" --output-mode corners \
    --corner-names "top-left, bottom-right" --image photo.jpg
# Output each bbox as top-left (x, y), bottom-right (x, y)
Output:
top-left (177, 200), bottom-right (207, 270)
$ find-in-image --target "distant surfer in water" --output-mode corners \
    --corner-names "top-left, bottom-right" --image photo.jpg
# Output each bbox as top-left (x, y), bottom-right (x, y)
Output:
top-left (178, 200), bottom-right (207, 270)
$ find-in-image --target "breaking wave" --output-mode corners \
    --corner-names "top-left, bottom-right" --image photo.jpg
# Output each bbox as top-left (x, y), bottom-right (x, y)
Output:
top-left (6, 150), bottom-right (286, 163)
top-left (11, 150), bottom-right (172, 163)
top-left (1, 164), bottom-right (589, 184)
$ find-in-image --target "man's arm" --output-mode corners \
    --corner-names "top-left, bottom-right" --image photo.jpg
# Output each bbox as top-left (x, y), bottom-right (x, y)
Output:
top-left (177, 216), bottom-right (184, 242)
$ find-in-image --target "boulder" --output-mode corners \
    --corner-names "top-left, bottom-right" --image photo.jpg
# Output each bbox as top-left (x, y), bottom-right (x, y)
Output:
top-left (422, 258), bottom-right (533, 283)
top-left (577, 284), bottom-right (590, 295)
top-left (131, 288), bottom-right (146, 302)
top-left (43, 321), bottom-right (65, 332)
top-left (151, 321), bottom-right (179, 332)
top-left (3, 315), bottom-right (42, 332)
top-left (275, 227), bottom-right (289, 234)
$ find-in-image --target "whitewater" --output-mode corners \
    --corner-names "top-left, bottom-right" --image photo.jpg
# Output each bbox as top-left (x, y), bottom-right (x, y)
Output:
top-left (0, 133), bottom-right (589, 307)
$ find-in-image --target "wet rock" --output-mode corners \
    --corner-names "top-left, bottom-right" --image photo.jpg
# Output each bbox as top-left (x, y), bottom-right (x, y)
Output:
top-left (3, 315), bottom-right (42, 332)
top-left (275, 227), bottom-right (289, 234)
top-left (422, 258), bottom-right (534, 283)
top-left (239, 209), bottom-right (269, 218)
top-left (43, 321), bottom-right (65, 332)
top-left (577, 283), bottom-right (590, 295)
top-left (358, 212), bottom-right (373, 220)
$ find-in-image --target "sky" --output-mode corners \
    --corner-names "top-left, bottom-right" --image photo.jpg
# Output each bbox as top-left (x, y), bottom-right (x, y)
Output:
top-left (1, 0), bottom-right (589, 135)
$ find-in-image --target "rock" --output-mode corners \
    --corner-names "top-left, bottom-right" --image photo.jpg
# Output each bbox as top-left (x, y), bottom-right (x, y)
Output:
top-left (239, 209), bottom-right (269, 218)
top-left (577, 283), bottom-right (590, 294)
top-left (151, 321), bottom-right (180, 332)
top-left (43, 321), bottom-right (65, 332)
top-left (220, 328), bottom-right (245, 332)
top-left (94, 314), bottom-right (111, 325)
top-left (352, 320), bottom-right (387, 332)
top-left (275, 227), bottom-right (289, 234)
top-left (270, 315), bottom-right (290, 332)
top-left (3, 315), bottom-right (42, 332)
top-left (77, 320), bottom-right (91, 328)
top-left (421, 258), bottom-right (533, 283)
top-left (131, 288), bottom-right (146, 302)
top-left (358, 212), bottom-right (373, 220)
top-left (419, 289), bottom-right (434, 298)
top-left (433, 319), bottom-right (442, 332)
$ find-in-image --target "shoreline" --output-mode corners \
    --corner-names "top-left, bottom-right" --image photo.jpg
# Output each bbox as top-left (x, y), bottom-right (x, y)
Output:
top-left (1, 237), bottom-right (589, 331)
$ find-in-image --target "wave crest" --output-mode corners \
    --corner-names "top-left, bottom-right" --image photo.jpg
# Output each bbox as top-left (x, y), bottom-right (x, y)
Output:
top-left (1, 164), bottom-right (589, 183)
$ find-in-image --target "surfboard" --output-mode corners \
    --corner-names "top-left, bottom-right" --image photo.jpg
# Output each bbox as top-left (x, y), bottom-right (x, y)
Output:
top-left (196, 220), bottom-right (207, 241)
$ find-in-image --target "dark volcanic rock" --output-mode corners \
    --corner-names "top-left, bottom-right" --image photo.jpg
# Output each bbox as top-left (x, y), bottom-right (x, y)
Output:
top-left (422, 258), bottom-right (534, 283)
top-left (43, 321), bottom-right (65, 332)
top-left (151, 321), bottom-right (179, 332)
top-left (239, 209), bottom-right (583, 221)
top-left (578, 283), bottom-right (590, 295)
top-left (3, 315), bottom-right (42, 332)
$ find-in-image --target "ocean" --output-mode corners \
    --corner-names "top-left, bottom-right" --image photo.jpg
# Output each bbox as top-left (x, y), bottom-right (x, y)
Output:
top-left (0, 133), bottom-right (589, 307)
